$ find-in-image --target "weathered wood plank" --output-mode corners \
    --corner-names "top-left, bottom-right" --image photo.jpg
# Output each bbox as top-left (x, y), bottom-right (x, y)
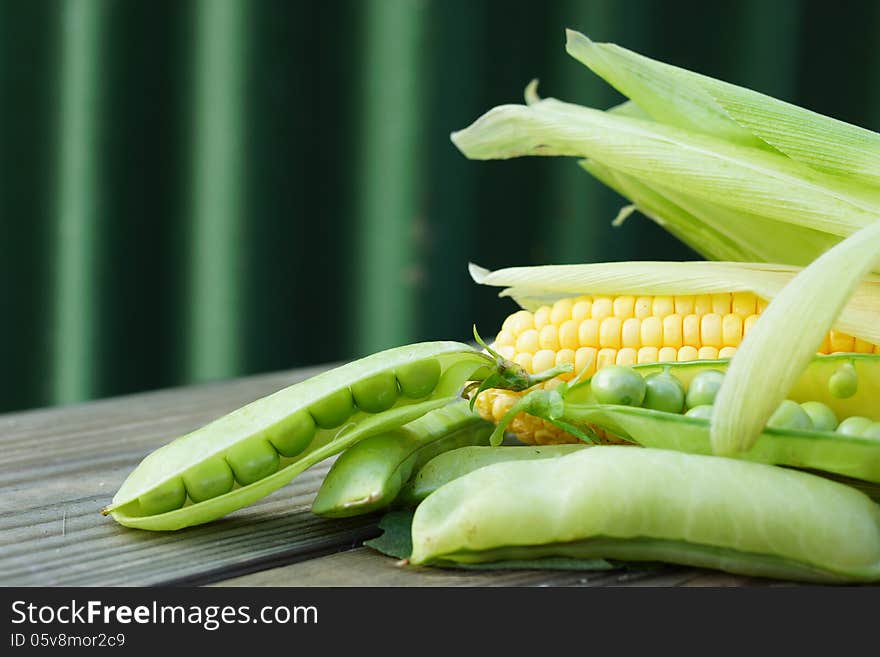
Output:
top-left (0, 366), bottom-right (384, 586)
top-left (213, 547), bottom-right (785, 587)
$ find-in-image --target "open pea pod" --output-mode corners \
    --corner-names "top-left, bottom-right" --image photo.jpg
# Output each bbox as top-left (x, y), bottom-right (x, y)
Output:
top-left (494, 353), bottom-right (880, 483)
top-left (106, 342), bottom-right (500, 530)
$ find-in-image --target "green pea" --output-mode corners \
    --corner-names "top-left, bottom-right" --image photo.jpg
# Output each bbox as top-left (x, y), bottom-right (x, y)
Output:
top-left (396, 359), bottom-right (441, 398)
top-left (267, 409), bottom-right (317, 457)
top-left (226, 440), bottom-right (280, 486)
top-left (684, 404), bottom-right (714, 421)
top-left (590, 365), bottom-right (646, 406)
top-left (800, 401), bottom-right (838, 432)
top-left (864, 423), bottom-right (880, 440)
top-left (182, 457), bottom-right (234, 503)
top-left (837, 416), bottom-right (873, 437)
top-left (642, 370), bottom-right (685, 414)
top-left (137, 478), bottom-right (186, 516)
top-left (351, 371), bottom-right (400, 413)
top-left (829, 362), bottom-right (858, 399)
top-left (308, 387), bottom-right (354, 429)
top-left (685, 369), bottom-right (725, 409)
top-left (766, 400), bottom-right (813, 431)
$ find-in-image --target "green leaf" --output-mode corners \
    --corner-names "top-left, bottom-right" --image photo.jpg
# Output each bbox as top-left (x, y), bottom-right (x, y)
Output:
top-left (566, 29), bottom-right (880, 187)
top-left (711, 220), bottom-right (880, 455)
top-left (452, 96), bottom-right (879, 239)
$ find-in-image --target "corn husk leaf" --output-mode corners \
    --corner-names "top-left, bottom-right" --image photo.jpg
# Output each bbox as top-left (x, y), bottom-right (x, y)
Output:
top-left (452, 96), bottom-right (879, 238)
top-left (469, 261), bottom-right (880, 345)
top-left (711, 220), bottom-right (880, 455)
top-left (582, 159), bottom-right (841, 266)
top-left (565, 30), bottom-right (880, 188)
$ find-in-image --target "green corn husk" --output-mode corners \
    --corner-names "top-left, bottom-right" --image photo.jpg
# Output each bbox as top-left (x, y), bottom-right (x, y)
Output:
top-left (457, 30), bottom-right (880, 454)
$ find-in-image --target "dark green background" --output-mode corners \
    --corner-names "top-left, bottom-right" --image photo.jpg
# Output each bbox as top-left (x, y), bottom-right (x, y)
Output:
top-left (3, 0), bottom-right (879, 413)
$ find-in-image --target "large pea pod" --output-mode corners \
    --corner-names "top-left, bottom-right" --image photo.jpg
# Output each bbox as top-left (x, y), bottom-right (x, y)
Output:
top-left (508, 354), bottom-right (880, 483)
top-left (409, 447), bottom-right (880, 583)
top-left (311, 401), bottom-right (494, 518)
top-left (104, 342), bottom-right (494, 530)
top-left (397, 444), bottom-right (588, 506)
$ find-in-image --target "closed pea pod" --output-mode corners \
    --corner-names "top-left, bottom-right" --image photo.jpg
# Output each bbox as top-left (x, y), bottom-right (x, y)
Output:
top-left (311, 401), bottom-right (494, 518)
top-left (398, 444), bottom-right (588, 506)
top-left (409, 447), bottom-right (880, 583)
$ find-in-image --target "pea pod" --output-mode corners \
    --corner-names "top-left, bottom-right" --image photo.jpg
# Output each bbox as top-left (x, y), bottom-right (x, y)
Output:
top-left (105, 342), bottom-right (497, 530)
top-left (489, 354), bottom-right (880, 483)
top-left (311, 401), bottom-right (494, 518)
top-left (409, 446), bottom-right (880, 583)
top-left (398, 444), bottom-right (587, 506)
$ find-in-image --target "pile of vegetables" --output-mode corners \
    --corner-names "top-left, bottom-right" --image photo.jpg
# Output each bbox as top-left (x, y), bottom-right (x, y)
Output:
top-left (104, 31), bottom-right (880, 584)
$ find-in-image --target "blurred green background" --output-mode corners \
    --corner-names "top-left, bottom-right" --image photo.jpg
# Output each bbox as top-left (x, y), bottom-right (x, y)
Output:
top-left (3, 0), bottom-right (879, 413)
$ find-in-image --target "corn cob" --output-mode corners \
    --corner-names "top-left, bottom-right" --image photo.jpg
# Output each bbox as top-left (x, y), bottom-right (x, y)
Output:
top-left (474, 292), bottom-right (879, 445)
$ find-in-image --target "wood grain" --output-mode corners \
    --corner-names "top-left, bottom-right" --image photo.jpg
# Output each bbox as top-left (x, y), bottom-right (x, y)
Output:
top-left (0, 366), bottom-right (381, 586)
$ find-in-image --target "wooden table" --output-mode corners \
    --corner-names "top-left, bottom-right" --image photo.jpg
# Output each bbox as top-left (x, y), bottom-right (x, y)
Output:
top-left (0, 365), bottom-right (787, 587)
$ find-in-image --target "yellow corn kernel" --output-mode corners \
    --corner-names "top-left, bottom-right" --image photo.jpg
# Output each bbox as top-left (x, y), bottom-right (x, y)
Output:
top-left (744, 313), bottom-right (760, 336)
top-left (694, 294), bottom-right (713, 315)
top-left (637, 346), bottom-right (659, 363)
top-left (613, 296), bottom-right (635, 318)
top-left (641, 316), bottom-right (663, 347)
top-left (556, 348), bottom-right (576, 368)
top-left (532, 349), bottom-right (557, 374)
top-left (732, 292), bottom-right (757, 317)
top-left (550, 298), bottom-right (574, 325)
top-left (599, 317), bottom-right (623, 349)
top-left (830, 331), bottom-right (855, 353)
top-left (662, 314), bottom-right (683, 349)
top-left (683, 314), bottom-right (701, 345)
top-left (701, 313), bottom-right (722, 348)
top-left (855, 338), bottom-right (874, 353)
top-left (621, 318), bottom-right (641, 348)
top-left (677, 345), bottom-right (698, 361)
top-left (597, 348), bottom-right (617, 370)
top-left (571, 298), bottom-right (592, 322)
top-left (497, 345), bottom-right (515, 360)
top-left (711, 293), bottom-right (731, 315)
top-left (491, 394), bottom-right (514, 422)
top-left (634, 296), bottom-right (653, 319)
top-left (494, 329), bottom-right (515, 347)
top-left (559, 320), bottom-right (580, 350)
top-left (818, 332), bottom-right (831, 354)
top-left (515, 329), bottom-right (540, 354)
top-left (539, 324), bottom-right (560, 351)
top-left (719, 346), bottom-right (737, 359)
top-left (658, 346), bottom-right (678, 362)
top-left (616, 348), bottom-right (637, 366)
top-left (756, 297), bottom-right (769, 313)
top-left (698, 346), bottom-right (720, 360)
top-left (674, 295), bottom-right (695, 315)
top-left (591, 297), bottom-right (613, 320)
top-left (652, 295), bottom-right (675, 318)
top-left (578, 319), bottom-right (599, 347)
top-left (514, 352), bottom-right (533, 373)
top-left (505, 310), bottom-right (534, 335)
top-left (534, 306), bottom-right (551, 330)
top-left (722, 313), bottom-right (743, 347)
top-left (575, 347), bottom-right (598, 377)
